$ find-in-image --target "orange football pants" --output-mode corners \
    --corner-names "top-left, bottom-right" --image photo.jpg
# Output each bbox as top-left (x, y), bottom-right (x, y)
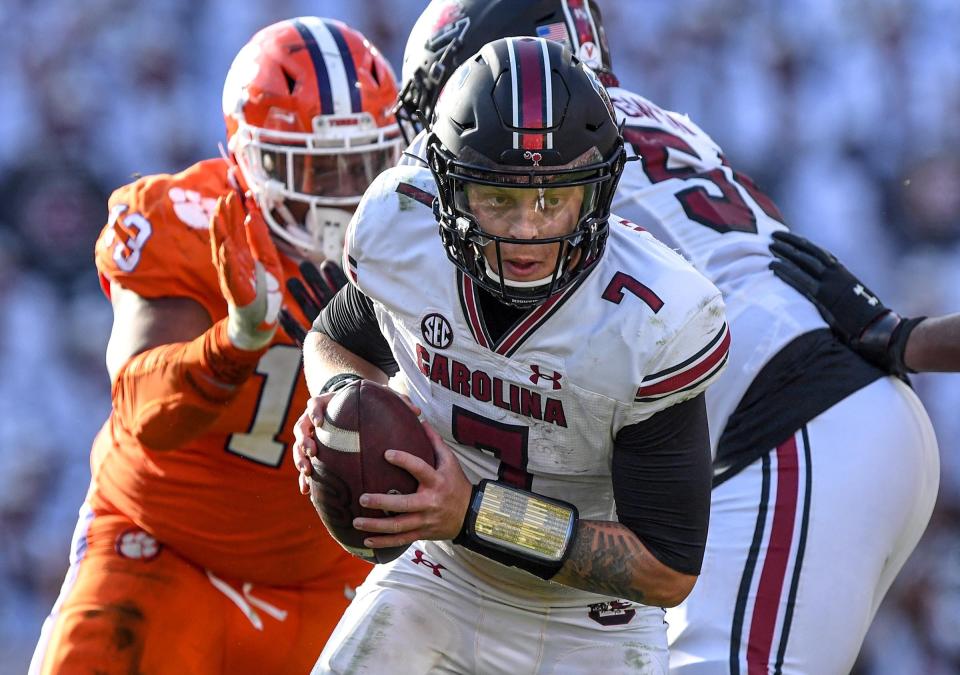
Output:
top-left (30, 506), bottom-right (363, 674)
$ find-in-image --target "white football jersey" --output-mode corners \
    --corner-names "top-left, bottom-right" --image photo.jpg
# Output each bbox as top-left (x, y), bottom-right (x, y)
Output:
top-left (344, 163), bottom-right (728, 605)
top-left (608, 87), bottom-right (828, 455)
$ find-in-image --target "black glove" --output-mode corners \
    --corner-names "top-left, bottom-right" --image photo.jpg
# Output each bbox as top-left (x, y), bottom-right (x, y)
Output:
top-left (768, 230), bottom-right (922, 375)
top-left (279, 260), bottom-right (349, 348)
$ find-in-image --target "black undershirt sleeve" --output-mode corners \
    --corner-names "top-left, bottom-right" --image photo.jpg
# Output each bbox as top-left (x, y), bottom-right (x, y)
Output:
top-left (611, 393), bottom-right (712, 576)
top-left (310, 283), bottom-right (399, 377)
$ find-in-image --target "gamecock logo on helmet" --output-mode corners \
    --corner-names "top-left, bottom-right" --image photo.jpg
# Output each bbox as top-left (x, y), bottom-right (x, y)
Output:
top-left (523, 151), bottom-right (543, 166)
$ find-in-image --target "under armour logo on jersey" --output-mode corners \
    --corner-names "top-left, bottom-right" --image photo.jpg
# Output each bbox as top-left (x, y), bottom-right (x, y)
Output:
top-left (523, 151), bottom-right (543, 166)
top-left (529, 365), bottom-right (563, 390)
top-left (852, 284), bottom-right (879, 306)
top-left (410, 549), bottom-right (445, 578)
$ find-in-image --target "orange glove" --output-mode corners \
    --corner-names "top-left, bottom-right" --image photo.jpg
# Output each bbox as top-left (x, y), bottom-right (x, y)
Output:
top-left (210, 190), bottom-right (284, 351)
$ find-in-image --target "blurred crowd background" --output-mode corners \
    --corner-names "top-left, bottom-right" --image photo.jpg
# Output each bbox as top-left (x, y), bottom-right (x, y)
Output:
top-left (1, 0), bottom-right (958, 672)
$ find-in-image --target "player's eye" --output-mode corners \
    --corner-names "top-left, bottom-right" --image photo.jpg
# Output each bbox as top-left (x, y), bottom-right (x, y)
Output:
top-left (464, 184), bottom-right (520, 212)
top-left (543, 196), bottom-right (564, 209)
top-left (480, 193), bottom-right (512, 209)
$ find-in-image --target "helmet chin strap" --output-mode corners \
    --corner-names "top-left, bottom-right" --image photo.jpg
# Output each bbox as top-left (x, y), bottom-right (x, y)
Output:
top-left (305, 207), bottom-right (352, 261)
top-left (255, 177), bottom-right (353, 261)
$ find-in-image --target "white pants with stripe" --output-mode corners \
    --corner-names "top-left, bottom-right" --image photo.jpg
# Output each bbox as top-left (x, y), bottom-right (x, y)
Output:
top-left (667, 376), bottom-right (940, 674)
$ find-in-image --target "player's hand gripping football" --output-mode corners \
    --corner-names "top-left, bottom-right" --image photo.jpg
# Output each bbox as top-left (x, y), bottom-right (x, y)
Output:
top-left (210, 190), bottom-right (284, 351)
top-left (769, 230), bottom-right (921, 375)
top-left (292, 395), bottom-right (472, 545)
top-left (293, 395), bottom-right (340, 496)
top-left (279, 260), bottom-right (349, 348)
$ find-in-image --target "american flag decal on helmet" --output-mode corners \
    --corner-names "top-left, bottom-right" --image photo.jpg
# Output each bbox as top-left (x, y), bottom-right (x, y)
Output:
top-left (536, 21), bottom-right (571, 45)
top-left (506, 38), bottom-right (554, 151)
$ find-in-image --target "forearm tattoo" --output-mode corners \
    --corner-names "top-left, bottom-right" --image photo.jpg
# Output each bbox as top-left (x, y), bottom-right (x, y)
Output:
top-left (552, 520), bottom-right (647, 603)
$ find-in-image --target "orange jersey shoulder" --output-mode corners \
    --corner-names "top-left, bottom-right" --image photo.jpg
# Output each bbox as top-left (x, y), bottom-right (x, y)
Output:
top-left (95, 158), bottom-right (231, 320)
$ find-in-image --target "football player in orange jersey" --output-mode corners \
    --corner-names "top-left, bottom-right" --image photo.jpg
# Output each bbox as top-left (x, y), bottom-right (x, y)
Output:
top-left (29, 17), bottom-right (403, 675)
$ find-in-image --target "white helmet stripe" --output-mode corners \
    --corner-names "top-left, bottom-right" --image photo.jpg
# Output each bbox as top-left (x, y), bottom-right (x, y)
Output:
top-left (581, 4), bottom-right (601, 47)
top-left (540, 38), bottom-right (554, 150)
top-left (560, 0), bottom-right (601, 51)
top-left (506, 37), bottom-right (553, 151)
top-left (507, 38), bottom-right (520, 150)
top-left (299, 17), bottom-right (353, 116)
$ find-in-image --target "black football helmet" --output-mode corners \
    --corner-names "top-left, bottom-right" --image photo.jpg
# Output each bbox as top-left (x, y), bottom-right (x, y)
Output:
top-left (397, 0), bottom-right (614, 140)
top-left (427, 37), bottom-right (625, 308)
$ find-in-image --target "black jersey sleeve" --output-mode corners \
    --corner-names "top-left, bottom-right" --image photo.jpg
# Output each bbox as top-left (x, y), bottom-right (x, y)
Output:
top-left (310, 283), bottom-right (399, 376)
top-left (612, 393), bottom-right (712, 575)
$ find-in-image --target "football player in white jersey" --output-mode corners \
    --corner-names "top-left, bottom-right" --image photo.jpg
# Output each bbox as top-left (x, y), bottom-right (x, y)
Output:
top-left (334, 1), bottom-right (940, 673)
top-left (607, 82), bottom-right (938, 675)
top-left (295, 36), bottom-right (729, 674)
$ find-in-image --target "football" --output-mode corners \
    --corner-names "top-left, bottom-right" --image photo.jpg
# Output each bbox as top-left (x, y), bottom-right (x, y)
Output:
top-left (308, 379), bottom-right (436, 564)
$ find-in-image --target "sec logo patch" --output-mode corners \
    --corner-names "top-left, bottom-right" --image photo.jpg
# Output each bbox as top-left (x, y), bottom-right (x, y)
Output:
top-left (421, 313), bottom-right (453, 349)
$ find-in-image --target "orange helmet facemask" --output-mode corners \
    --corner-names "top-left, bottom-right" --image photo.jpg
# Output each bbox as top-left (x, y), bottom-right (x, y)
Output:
top-left (223, 17), bottom-right (403, 260)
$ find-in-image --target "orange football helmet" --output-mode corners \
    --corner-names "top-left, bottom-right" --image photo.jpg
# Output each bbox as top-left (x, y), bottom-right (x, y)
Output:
top-left (223, 17), bottom-right (403, 259)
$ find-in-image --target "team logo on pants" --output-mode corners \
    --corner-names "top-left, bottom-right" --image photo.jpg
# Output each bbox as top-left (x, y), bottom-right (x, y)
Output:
top-left (588, 600), bottom-right (636, 626)
top-left (115, 529), bottom-right (161, 561)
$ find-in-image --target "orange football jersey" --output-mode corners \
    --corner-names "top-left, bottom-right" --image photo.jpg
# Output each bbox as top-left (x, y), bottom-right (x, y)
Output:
top-left (90, 158), bottom-right (367, 586)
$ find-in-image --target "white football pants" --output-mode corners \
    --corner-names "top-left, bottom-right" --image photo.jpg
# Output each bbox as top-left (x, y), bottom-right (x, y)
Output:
top-left (314, 543), bottom-right (669, 674)
top-left (667, 376), bottom-right (940, 674)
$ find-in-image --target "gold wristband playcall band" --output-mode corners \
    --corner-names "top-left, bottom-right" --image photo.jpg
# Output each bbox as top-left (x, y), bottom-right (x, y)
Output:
top-left (465, 479), bottom-right (578, 564)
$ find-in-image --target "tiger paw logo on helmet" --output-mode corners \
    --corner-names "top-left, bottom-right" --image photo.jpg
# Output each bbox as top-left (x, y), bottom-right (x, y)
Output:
top-left (169, 187), bottom-right (217, 230)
